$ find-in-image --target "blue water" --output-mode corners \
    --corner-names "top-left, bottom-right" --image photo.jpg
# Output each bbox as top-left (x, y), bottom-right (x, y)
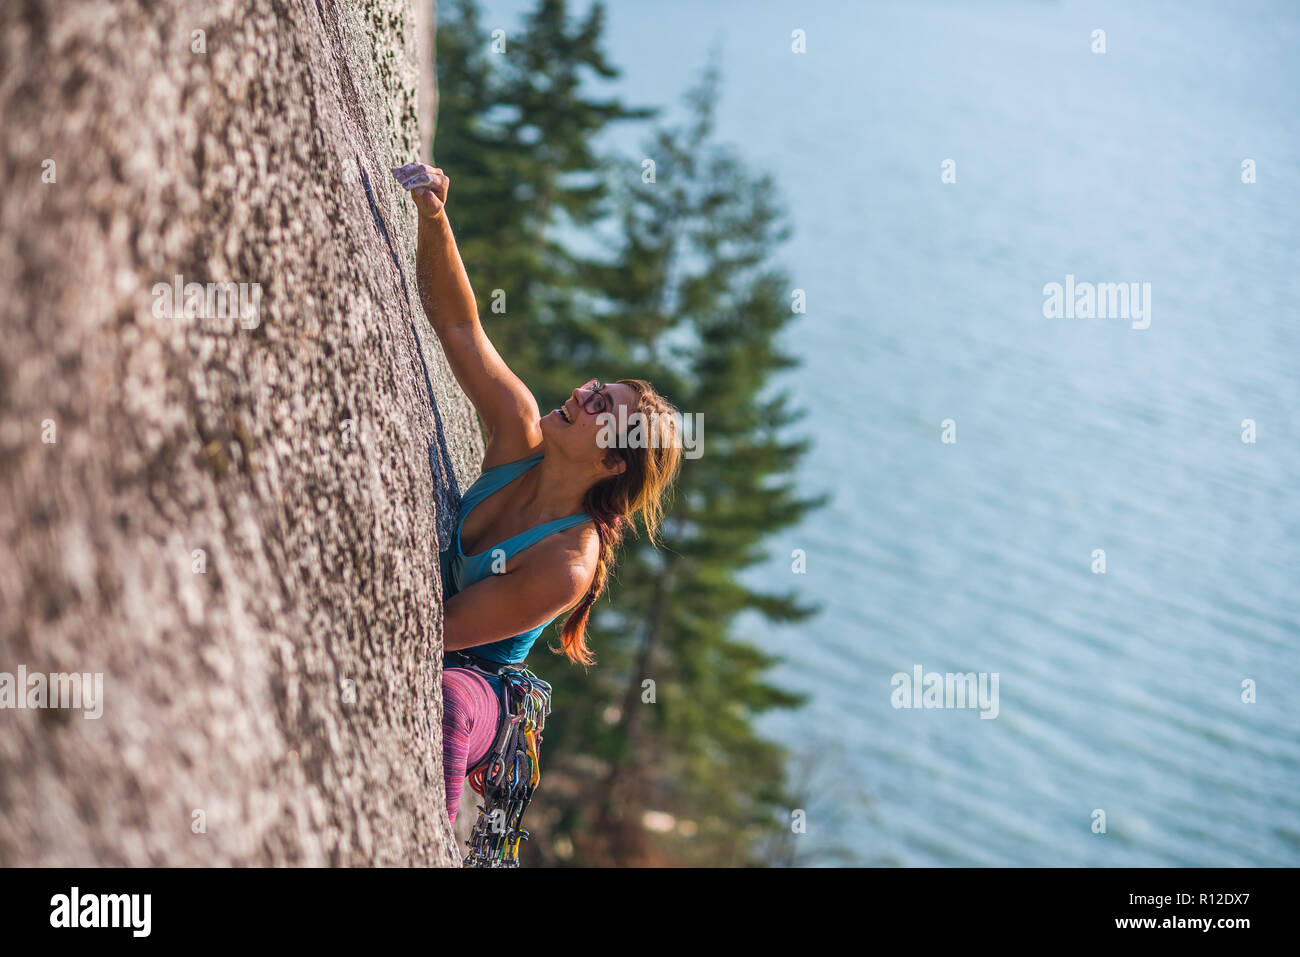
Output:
top-left (476, 0), bottom-right (1300, 865)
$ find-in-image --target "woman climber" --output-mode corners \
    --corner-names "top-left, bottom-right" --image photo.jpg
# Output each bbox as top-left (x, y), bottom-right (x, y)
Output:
top-left (392, 162), bottom-right (684, 828)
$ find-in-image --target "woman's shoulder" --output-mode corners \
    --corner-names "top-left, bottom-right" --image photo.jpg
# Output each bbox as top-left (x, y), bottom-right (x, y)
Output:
top-left (519, 516), bottom-right (600, 571)
top-left (521, 520), bottom-right (600, 603)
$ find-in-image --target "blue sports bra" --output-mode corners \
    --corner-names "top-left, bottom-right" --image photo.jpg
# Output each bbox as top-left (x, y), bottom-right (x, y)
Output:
top-left (439, 451), bottom-right (592, 671)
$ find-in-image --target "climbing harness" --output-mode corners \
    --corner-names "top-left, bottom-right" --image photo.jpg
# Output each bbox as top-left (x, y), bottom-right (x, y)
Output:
top-left (447, 650), bottom-right (554, 868)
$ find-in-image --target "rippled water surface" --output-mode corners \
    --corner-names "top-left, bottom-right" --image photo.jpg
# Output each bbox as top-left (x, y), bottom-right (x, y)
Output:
top-left (483, 0), bottom-right (1300, 865)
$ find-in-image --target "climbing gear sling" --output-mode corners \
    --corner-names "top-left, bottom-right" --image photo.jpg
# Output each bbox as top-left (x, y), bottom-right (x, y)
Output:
top-left (445, 650), bottom-right (554, 868)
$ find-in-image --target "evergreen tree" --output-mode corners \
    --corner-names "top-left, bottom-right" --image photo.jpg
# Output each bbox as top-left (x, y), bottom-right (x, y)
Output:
top-left (552, 65), bottom-right (828, 866)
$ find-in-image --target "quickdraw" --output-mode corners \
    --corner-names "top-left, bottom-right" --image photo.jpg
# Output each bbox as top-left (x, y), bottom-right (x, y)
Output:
top-left (451, 655), bottom-right (554, 868)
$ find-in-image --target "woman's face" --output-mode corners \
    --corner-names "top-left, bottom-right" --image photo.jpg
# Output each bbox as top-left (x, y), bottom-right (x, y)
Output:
top-left (542, 377), bottom-right (638, 472)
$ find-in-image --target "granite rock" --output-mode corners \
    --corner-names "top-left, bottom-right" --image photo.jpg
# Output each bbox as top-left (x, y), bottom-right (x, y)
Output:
top-left (0, 0), bottom-right (482, 865)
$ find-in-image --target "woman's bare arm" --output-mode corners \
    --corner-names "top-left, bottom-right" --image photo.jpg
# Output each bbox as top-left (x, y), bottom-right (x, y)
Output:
top-left (394, 163), bottom-right (541, 463)
top-left (442, 533), bottom-right (597, 652)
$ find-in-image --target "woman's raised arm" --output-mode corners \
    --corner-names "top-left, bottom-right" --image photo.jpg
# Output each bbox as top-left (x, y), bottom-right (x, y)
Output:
top-left (393, 163), bottom-right (540, 460)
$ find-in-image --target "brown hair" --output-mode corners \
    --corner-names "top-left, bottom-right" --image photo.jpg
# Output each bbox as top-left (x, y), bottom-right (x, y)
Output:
top-left (551, 378), bottom-right (684, 666)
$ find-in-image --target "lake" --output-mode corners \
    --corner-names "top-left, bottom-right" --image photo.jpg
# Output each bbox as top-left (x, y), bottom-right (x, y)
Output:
top-left (479, 0), bottom-right (1300, 865)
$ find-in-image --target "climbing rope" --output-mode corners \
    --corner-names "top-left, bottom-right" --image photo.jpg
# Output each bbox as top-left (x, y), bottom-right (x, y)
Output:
top-left (458, 662), bottom-right (554, 868)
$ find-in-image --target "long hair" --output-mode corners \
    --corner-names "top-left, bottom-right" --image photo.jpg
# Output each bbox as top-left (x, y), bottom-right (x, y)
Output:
top-left (551, 378), bottom-right (684, 666)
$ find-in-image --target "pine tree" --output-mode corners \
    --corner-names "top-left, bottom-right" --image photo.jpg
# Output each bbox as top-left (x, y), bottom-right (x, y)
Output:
top-left (561, 65), bottom-right (828, 866)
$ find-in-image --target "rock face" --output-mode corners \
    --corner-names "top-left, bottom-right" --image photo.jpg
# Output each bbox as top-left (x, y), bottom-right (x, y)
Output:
top-left (0, 0), bottom-right (483, 865)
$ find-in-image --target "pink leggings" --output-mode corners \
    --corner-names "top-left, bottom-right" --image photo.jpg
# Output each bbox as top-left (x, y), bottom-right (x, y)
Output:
top-left (441, 667), bottom-right (501, 826)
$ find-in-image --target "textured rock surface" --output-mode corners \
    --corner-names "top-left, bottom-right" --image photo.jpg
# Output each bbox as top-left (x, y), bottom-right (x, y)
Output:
top-left (0, 0), bottom-right (483, 865)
